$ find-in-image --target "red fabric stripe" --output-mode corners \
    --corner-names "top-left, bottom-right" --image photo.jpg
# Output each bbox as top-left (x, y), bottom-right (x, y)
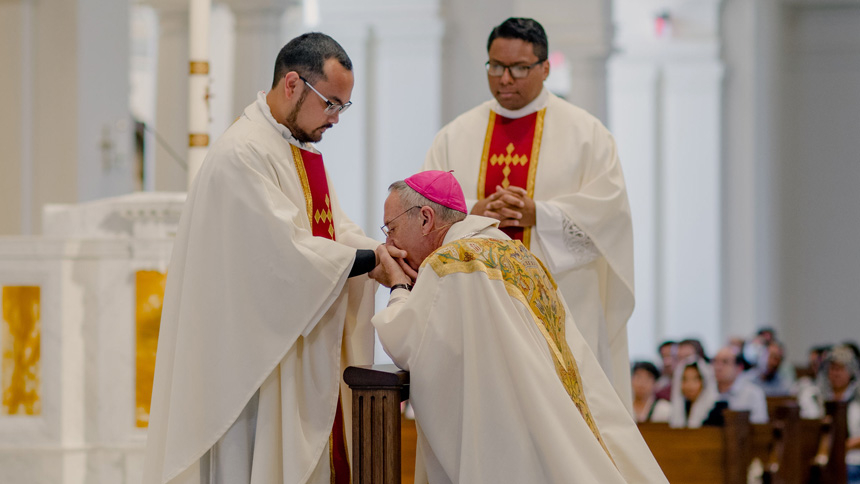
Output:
top-left (298, 149), bottom-right (336, 241)
top-left (482, 112), bottom-right (539, 242)
top-left (331, 394), bottom-right (350, 484)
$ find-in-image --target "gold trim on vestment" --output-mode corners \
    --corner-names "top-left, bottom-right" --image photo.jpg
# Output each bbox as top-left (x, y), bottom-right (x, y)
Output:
top-left (477, 111), bottom-right (496, 200)
top-left (290, 145), bottom-right (314, 225)
top-left (189, 61), bottom-right (210, 75)
top-left (188, 133), bottom-right (209, 147)
top-left (425, 238), bottom-right (615, 465)
top-left (329, 432), bottom-right (334, 483)
top-left (522, 108), bottom-right (546, 248)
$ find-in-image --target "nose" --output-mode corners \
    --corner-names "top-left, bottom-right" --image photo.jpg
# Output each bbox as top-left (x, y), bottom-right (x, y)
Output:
top-left (328, 111), bottom-right (340, 124)
top-left (500, 67), bottom-right (515, 84)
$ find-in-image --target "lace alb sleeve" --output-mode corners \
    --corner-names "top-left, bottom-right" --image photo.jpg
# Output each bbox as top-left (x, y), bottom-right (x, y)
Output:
top-left (534, 201), bottom-right (600, 272)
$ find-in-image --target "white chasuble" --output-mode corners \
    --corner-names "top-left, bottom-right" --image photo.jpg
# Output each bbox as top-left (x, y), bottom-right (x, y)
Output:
top-left (374, 216), bottom-right (666, 484)
top-left (423, 88), bottom-right (635, 408)
top-left (143, 93), bottom-right (377, 484)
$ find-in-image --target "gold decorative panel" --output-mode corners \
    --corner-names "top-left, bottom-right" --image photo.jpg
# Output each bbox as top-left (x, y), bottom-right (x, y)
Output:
top-left (1, 286), bottom-right (41, 416)
top-left (135, 271), bottom-right (166, 428)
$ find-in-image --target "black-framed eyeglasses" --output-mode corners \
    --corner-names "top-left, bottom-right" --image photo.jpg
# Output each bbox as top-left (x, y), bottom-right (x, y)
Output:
top-left (381, 206), bottom-right (420, 237)
top-left (299, 76), bottom-right (352, 115)
top-left (485, 60), bottom-right (545, 79)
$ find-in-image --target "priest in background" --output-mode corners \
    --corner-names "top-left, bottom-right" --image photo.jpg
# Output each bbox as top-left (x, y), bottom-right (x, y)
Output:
top-left (143, 33), bottom-right (394, 484)
top-left (369, 170), bottom-right (667, 483)
top-left (422, 17), bottom-right (636, 408)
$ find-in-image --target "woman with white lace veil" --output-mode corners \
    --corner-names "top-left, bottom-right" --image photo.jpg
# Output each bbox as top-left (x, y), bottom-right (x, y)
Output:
top-left (668, 358), bottom-right (718, 428)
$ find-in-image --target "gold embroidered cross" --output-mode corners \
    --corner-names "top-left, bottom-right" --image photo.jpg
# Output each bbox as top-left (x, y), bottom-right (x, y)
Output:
top-left (314, 195), bottom-right (334, 238)
top-left (489, 143), bottom-right (528, 188)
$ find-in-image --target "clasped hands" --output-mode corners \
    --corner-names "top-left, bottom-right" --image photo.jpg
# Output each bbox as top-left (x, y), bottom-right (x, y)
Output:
top-left (472, 185), bottom-right (536, 228)
top-left (369, 244), bottom-right (416, 289)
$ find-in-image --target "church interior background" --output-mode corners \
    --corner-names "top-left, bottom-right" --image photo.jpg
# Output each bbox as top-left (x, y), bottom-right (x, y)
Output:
top-left (0, 0), bottom-right (858, 481)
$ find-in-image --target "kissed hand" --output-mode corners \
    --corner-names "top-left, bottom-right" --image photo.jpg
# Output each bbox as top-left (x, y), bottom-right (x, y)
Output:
top-left (370, 244), bottom-right (415, 288)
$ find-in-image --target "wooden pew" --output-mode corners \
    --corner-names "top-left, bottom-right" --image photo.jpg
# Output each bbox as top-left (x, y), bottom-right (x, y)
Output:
top-left (638, 402), bottom-right (848, 484)
top-left (803, 401), bottom-right (847, 484)
top-left (767, 395), bottom-right (797, 420)
top-left (344, 365), bottom-right (410, 484)
top-left (638, 410), bottom-right (752, 484)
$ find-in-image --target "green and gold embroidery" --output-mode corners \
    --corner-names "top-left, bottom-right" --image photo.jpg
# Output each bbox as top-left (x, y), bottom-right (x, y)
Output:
top-left (425, 239), bottom-right (614, 464)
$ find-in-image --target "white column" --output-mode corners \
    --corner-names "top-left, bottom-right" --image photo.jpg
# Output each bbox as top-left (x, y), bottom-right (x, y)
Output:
top-left (660, 60), bottom-right (723, 351)
top-left (187, 0), bottom-right (211, 187)
top-left (610, 0), bottom-right (724, 356)
top-left (0, 0), bottom-right (28, 235)
top-left (607, 60), bottom-right (660, 361)
top-left (76, 0), bottom-right (135, 201)
top-left (222, 0), bottom-right (293, 117)
top-left (148, 0), bottom-right (190, 192)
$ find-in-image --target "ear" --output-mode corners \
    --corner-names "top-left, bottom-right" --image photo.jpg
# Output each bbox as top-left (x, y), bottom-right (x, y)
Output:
top-left (419, 206), bottom-right (435, 234)
top-left (541, 60), bottom-right (550, 81)
top-left (283, 72), bottom-right (302, 99)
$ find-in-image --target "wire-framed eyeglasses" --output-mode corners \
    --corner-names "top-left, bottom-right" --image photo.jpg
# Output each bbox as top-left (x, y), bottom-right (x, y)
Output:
top-left (299, 76), bottom-right (352, 115)
top-left (381, 206), bottom-right (420, 237)
top-left (484, 60), bottom-right (544, 79)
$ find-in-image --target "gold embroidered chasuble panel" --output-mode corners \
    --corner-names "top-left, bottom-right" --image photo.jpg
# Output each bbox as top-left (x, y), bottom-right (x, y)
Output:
top-left (424, 238), bottom-right (613, 462)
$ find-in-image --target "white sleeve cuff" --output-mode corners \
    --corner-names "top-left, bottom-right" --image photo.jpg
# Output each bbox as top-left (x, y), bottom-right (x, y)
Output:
top-left (387, 288), bottom-right (411, 307)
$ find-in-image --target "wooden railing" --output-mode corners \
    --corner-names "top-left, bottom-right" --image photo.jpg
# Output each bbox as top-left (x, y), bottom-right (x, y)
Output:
top-left (344, 365), bottom-right (410, 484)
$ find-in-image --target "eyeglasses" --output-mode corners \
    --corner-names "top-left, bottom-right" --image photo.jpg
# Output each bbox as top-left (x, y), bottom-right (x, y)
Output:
top-left (299, 76), bottom-right (352, 115)
top-left (485, 60), bottom-right (545, 79)
top-left (381, 206), bottom-right (420, 237)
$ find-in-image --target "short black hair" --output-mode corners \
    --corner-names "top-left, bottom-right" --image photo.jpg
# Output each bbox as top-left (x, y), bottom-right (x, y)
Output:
top-left (734, 352), bottom-right (750, 369)
top-left (658, 340), bottom-right (676, 352)
top-left (632, 361), bottom-right (660, 380)
top-left (679, 338), bottom-right (709, 363)
top-left (272, 32), bottom-right (352, 88)
top-left (487, 18), bottom-right (548, 62)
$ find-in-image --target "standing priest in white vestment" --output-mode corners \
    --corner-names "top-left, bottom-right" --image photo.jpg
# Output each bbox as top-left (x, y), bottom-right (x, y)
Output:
top-left (369, 171), bottom-right (667, 483)
top-left (422, 17), bottom-right (635, 408)
top-left (143, 33), bottom-right (398, 484)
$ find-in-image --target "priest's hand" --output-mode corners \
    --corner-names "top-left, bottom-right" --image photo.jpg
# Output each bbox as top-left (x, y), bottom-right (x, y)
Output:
top-left (483, 186), bottom-right (536, 228)
top-left (370, 244), bottom-right (415, 288)
top-left (471, 189), bottom-right (501, 217)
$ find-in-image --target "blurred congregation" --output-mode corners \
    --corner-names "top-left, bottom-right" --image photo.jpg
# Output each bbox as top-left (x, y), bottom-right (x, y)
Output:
top-left (630, 329), bottom-right (860, 481)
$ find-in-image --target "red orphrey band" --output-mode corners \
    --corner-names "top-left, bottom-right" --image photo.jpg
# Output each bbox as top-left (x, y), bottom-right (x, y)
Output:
top-left (477, 108), bottom-right (546, 248)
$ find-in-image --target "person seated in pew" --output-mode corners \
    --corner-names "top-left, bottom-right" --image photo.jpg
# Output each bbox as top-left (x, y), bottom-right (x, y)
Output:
top-left (654, 341), bottom-right (677, 401)
top-left (745, 340), bottom-right (794, 396)
top-left (668, 359), bottom-right (718, 428)
top-left (368, 171), bottom-right (668, 483)
top-left (710, 346), bottom-right (768, 424)
top-left (677, 338), bottom-right (710, 364)
top-left (797, 345), bottom-right (860, 484)
top-left (631, 361), bottom-right (671, 423)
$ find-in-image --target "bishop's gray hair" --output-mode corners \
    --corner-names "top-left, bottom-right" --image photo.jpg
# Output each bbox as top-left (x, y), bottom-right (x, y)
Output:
top-left (388, 181), bottom-right (466, 226)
